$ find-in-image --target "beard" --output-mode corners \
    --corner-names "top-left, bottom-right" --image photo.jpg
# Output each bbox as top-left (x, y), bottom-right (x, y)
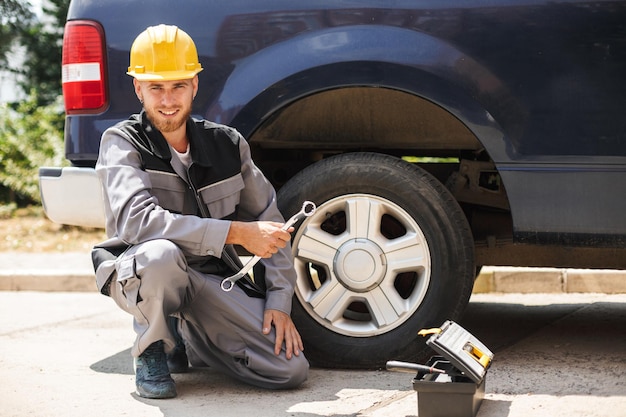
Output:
top-left (144, 105), bottom-right (192, 133)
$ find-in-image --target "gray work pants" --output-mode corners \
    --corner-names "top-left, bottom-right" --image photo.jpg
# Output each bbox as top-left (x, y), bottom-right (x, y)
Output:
top-left (108, 239), bottom-right (309, 390)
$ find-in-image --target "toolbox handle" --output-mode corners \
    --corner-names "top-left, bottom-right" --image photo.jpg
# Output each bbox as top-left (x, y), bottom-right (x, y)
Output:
top-left (418, 327), bottom-right (442, 337)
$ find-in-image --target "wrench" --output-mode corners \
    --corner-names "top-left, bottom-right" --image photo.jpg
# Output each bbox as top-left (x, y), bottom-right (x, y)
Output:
top-left (220, 200), bottom-right (316, 292)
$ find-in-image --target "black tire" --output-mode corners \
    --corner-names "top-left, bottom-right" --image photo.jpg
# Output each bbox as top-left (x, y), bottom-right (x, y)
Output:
top-left (277, 152), bottom-right (475, 368)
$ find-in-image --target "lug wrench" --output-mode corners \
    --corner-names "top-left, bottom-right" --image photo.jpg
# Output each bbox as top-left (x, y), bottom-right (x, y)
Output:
top-left (220, 201), bottom-right (316, 292)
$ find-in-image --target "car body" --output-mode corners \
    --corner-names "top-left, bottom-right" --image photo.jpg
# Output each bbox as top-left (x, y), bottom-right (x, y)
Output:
top-left (40, 0), bottom-right (626, 366)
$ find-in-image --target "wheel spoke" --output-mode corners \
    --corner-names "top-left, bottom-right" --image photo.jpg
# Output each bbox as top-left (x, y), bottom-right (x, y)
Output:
top-left (309, 281), bottom-right (351, 323)
top-left (298, 224), bottom-right (343, 251)
top-left (345, 197), bottom-right (376, 239)
top-left (363, 287), bottom-right (403, 327)
top-left (381, 278), bottom-right (412, 314)
top-left (295, 232), bottom-right (337, 267)
top-left (382, 234), bottom-right (428, 273)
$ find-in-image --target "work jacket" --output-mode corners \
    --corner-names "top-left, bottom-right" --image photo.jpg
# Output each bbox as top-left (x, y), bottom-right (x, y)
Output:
top-left (93, 111), bottom-right (297, 315)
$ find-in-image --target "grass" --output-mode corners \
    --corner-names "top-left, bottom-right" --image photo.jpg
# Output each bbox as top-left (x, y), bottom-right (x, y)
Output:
top-left (0, 206), bottom-right (107, 252)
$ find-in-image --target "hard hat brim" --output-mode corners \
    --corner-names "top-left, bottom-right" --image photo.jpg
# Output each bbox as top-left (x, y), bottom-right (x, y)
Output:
top-left (127, 68), bottom-right (203, 81)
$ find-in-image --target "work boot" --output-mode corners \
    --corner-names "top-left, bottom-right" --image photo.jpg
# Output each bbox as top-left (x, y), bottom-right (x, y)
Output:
top-left (134, 341), bottom-right (177, 399)
top-left (166, 339), bottom-right (189, 374)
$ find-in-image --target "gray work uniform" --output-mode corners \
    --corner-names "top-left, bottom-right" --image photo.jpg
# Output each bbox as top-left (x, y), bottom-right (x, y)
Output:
top-left (92, 112), bottom-right (308, 389)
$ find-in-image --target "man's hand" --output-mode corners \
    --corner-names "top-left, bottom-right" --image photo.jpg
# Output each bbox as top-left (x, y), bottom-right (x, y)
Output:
top-left (263, 309), bottom-right (304, 359)
top-left (226, 221), bottom-right (293, 258)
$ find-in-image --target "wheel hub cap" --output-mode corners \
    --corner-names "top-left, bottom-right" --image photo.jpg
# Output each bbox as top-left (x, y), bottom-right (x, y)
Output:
top-left (334, 239), bottom-right (387, 292)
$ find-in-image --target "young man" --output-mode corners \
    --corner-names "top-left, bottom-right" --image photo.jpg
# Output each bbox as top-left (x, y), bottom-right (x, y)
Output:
top-left (92, 24), bottom-right (308, 399)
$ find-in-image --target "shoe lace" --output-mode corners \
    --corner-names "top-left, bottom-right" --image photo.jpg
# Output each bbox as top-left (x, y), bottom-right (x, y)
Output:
top-left (139, 341), bottom-right (170, 379)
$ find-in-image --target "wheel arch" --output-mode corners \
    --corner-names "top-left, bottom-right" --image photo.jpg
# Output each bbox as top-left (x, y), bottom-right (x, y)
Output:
top-left (208, 24), bottom-right (522, 166)
top-left (244, 62), bottom-right (515, 184)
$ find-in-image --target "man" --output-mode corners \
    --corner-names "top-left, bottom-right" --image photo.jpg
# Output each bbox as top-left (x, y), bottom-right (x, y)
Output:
top-left (92, 24), bottom-right (308, 399)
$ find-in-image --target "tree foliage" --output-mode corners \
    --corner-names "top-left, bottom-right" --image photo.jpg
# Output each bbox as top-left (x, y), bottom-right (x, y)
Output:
top-left (0, 92), bottom-right (67, 204)
top-left (0, 0), bottom-right (35, 77)
top-left (1, 0), bottom-right (71, 106)
top-left (18, 0), bottom-right (70, 106)
top-left (0, 0), bottom-right (70, 206)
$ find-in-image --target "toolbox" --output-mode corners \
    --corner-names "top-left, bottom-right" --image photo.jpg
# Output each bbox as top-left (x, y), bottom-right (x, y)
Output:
top-left (386, 320), bottom-right (494, 417)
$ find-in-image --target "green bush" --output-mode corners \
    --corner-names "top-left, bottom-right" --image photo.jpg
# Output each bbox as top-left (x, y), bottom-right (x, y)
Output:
top-left (0, 91), bottom-right (66, 205)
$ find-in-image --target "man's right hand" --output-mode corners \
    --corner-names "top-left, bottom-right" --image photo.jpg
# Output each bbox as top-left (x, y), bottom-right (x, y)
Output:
top-left (226, 221), bottom-right (293, 258)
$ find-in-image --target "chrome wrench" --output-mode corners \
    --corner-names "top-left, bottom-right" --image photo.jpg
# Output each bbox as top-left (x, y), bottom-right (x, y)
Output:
top-left (220, 201), bottom-right (316, 292)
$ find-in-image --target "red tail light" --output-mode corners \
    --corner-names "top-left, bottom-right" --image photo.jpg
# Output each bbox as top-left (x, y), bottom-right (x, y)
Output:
top-left (62, 20), bottom-right (108, 114)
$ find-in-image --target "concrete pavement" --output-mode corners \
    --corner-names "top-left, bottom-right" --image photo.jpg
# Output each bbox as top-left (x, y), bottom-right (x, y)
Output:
top-left (1, 251), bottom-right (625, 416)
top-left (1, 291), bottom-right (625, 417)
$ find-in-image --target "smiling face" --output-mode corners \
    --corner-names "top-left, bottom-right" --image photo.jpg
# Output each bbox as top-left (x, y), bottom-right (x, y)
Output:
top-left (134, 76), bottom-right (198, 138)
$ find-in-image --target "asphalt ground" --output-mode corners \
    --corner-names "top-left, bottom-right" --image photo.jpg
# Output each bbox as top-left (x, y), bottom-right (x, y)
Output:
top-left (1, 290), bottom-right (625, 417)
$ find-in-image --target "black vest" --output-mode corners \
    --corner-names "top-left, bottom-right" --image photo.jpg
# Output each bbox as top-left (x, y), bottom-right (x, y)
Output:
top-left (117, 111), bottom-right (242, 219)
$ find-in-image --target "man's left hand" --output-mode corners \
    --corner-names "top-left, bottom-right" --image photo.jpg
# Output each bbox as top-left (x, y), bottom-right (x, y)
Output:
top-left (262, 309), bottom-right (304, 359)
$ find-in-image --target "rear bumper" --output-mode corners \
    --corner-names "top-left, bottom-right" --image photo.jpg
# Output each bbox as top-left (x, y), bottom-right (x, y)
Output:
top-left (38, 167), bottom-right (105, 228)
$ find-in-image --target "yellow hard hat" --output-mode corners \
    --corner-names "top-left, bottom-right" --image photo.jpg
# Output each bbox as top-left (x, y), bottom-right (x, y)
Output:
top-left (127, 24), bottom-right (203, 81)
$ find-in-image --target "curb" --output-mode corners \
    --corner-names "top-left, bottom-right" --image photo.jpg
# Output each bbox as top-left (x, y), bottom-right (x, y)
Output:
top-left (0, 252), bottom-right (625, 293)
top-left (0, 271), bottom-right (96, 292)
top-left (0, 252), bottom-right (96, 292)
top-left (472, 266), bottom-right (626, 294)
top-left (2, 269), bottom-right (626, 294)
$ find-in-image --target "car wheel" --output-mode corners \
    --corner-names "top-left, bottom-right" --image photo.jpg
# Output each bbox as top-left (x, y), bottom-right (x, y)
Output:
top-left (277, 152), bottom-right (475, 368)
